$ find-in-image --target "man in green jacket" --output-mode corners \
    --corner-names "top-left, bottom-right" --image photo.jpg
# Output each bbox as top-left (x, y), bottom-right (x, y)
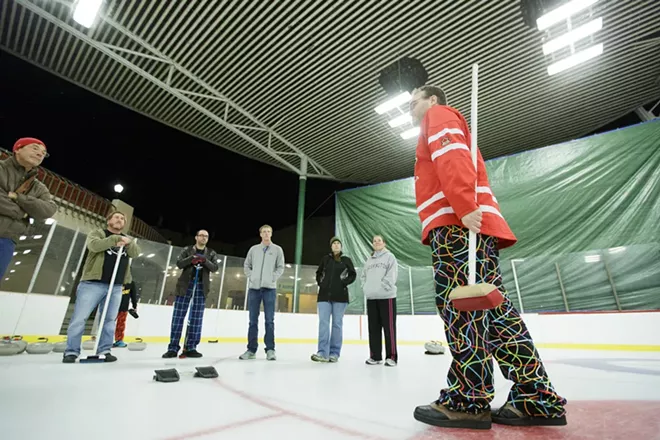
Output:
top-left (63, 211), bottom-right (140, 363)
top-left (0, 138), bottom-right (57, 281)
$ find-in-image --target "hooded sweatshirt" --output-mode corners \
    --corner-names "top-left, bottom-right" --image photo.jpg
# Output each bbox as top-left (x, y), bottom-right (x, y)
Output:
top-left (360, 249), bottom-right (398, 300)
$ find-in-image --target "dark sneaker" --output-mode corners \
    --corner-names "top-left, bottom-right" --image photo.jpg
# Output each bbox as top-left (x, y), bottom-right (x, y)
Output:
top-left (181, 350), bottom-right (202, 358)
top-left (492, 403), bottom-right (567, 426)
top-left (62, 355), bottom-right (76, 364)
top-left (103, 353), bottom-right (117, 363)
top-left (414, 401), bottom-right (491, 430)
top-left (162, 351), bottom-right (178, 358)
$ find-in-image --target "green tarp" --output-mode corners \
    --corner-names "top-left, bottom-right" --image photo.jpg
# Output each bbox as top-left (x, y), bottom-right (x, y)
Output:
top-left (336, 121), bottom-right (660, 315)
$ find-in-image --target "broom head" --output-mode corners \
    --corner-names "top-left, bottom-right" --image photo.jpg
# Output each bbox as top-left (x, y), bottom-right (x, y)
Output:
top-left (448, 283), bottom-right (503, 311)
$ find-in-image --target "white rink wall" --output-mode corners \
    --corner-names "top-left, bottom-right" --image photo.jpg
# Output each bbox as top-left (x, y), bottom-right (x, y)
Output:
top-left (1, 290), bottom-right (659, 349)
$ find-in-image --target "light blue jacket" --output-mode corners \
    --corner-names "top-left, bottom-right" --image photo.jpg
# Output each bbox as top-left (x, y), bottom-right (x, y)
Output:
top-left (244, 242), bottom-right (285, 289)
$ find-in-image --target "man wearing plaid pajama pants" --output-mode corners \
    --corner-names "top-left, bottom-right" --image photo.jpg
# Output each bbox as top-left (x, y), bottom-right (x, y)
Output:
top-left (162, 230), bottom-right (219, 359)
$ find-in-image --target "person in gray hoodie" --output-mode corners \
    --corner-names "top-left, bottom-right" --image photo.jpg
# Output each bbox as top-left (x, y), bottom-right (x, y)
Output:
top-left (239, 224), bottom-right (285, 361)
top-left (360, 234), bottom-right (399, 366)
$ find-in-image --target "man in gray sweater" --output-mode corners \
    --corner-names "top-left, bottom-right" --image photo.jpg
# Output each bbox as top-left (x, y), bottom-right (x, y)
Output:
top-left (239, 224), bottom-right (285, 360)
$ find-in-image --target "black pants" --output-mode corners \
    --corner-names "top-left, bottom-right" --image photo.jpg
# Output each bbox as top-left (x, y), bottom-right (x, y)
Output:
top-left (366, 298), bottom-right (398, 362)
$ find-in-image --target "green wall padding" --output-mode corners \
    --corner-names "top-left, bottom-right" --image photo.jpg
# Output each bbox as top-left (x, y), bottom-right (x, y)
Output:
top-left (336, 121), bottom-right (660, 314)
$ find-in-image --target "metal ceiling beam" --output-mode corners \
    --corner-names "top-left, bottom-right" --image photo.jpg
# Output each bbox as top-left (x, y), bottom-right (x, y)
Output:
top-left (14, 0), bottom-right (334, 180)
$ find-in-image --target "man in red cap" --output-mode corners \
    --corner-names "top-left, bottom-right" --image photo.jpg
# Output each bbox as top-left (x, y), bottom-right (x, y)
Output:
top-left (409, 86), bottom-right (566, 430)
top-left (0, 138), bottom-right (57, 280)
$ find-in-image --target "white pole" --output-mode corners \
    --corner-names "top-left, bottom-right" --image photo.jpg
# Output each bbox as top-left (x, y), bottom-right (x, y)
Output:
top-left (467, 63), bottom-right (479, 286)
top-left (510, 260), bottom-right (524, 313)
top-left (91, 247), bottom-right (123, 354)
top-left (54, 228), bottom-right (79, 295)
top-left (243, 277), bottom-right (249, 310)
top-left (158, 245), bottom-right (173, 304)
top-left (293, 264), bottom-right (299, 313)
top-left (217, 257), bottom-right (227, 309)
top-left (27, 221), bottom-right (58, 294)
top-left (408, 266), bottom-right (415, 315)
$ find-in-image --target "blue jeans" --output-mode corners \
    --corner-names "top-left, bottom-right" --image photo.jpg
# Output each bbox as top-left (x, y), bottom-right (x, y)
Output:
top-left (247, 287), bottom-right (276, 353)
top-left (0, 237), bottom-right (16, 281)
top-left (317, 301), bottom-right (348, 358)
top-left (65, 281), bottom-right (123, 357)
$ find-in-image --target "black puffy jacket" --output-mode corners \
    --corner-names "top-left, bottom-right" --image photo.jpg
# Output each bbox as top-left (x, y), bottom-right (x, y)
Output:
top-left (315, 253), bottom-right (357, 303)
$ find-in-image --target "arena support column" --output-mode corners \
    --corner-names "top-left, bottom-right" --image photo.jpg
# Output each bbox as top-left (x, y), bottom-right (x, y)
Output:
top-left (292, 156), bottom-right (308, 313)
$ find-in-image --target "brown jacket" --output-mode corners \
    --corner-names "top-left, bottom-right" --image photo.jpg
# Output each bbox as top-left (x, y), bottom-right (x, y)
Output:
top-left (0, 156), bottom-right (58, 242)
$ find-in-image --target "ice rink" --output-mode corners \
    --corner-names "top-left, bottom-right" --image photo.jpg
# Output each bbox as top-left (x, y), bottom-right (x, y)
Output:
top-left (1, 342), bottom-right (659, 440)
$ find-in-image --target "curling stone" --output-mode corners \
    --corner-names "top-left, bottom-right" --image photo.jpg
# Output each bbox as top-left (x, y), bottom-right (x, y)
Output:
top-left (127, 337), bottom-right (147, 351)
top-left (0, 340), bottom-right (22, 356)
top-left (424, 341), bottom-right (446, 355)
top-left (26, 337), bottom-right (54, 354)
top-left (11, 336), bottom-right (27, 354)
top-left (53, 340), bottom-right (67, 353)
top-left (82, 338), bottom-right (96, 350)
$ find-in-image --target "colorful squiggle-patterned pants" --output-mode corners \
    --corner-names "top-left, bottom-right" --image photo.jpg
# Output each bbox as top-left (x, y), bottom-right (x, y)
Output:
top-left (430, 225), bottom-right (567, 417)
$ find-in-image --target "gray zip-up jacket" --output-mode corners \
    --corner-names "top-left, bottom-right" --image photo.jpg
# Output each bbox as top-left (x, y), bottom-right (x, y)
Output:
top-left (360, 249), bottom-right (398, 300)
top-left (244, 242), bottom-right (285, 289)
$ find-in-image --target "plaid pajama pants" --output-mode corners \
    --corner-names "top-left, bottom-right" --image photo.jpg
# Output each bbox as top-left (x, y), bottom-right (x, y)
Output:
top-left (430, 225), bottom-right (566, 417)
top-left (167, 275), bottom-right (205, 352)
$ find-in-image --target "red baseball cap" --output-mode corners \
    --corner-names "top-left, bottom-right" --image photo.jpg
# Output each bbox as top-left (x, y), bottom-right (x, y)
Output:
top-left (13, 137), bottom-right (46, 153)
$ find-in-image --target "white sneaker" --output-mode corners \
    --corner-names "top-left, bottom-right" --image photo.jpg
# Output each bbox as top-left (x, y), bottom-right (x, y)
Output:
top-left (384, 358), bottom-right (397, 367)
top-left (266, 350), bottom-right (276, 361)
top-left (365, 358), bottom-right (381, 365)
top-left (239, 350), bottom-right (255, 360)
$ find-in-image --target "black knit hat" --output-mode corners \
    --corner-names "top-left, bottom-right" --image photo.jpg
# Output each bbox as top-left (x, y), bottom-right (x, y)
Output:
top-left (330, 236), bottom-right (341, 246)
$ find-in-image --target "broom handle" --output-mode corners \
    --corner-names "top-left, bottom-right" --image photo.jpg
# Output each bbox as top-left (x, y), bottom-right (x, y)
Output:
top-left (92, 245), bottom-right (124, 353)
top-left (468, 63), bottom-right (479, 286)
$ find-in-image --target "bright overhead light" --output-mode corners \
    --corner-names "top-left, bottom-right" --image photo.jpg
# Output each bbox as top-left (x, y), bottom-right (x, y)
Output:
top-left (374, 92), bottom-right (412, 114)
top-left (45, 218), bottom-right (55, 225)
top-left (15, 261), bottom-right (21, 265)
top-left (33, 234), bottom-right (43, 239)
top-left (608, 246), bottom-right (626, 254)
top-left (146, 253), bottom-right (155, 258)
top-left (547, 43), bottom-right (603, 75)
top-left (10, 270), bottom-right (15, 273)
top-left (29, 218), bottom-right (34, 225)
top-left (542, 17), bottom-right (602, 55)
top-left (537, 0), bottom-right (600, 31)
top-left (22, 250), bottom-right (31, 254)
top-left (388, 113), bottom-right (412, 128)
top-left (19, 236), bottom-right (26, 241)
top-left (400, 127), bottom-right (420, 140)
top-left (584, 255), bottom-right (601, 263)
top-left (114, 183), bottom-right (124, 194)
top-left (12, 252), bottom-right (17, 256)
top-left (72, 0), bottom-right (103, 28)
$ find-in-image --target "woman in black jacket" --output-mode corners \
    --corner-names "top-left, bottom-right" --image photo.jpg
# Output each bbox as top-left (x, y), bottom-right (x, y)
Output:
top-left (311, 236), bottom-right (357, 362)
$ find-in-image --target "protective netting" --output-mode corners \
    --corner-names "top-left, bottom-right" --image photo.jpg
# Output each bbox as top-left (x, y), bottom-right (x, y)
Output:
top-left (336, 121), bottom-right (660, 314)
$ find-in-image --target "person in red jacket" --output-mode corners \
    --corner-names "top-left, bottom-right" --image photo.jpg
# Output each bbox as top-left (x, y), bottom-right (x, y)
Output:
top-left (409, 85), bottom-right (567, 430)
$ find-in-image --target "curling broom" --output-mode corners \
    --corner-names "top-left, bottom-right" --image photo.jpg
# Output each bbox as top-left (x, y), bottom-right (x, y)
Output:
top-left (448, 64), bottom-right (504, 312)
top-left (80, 246), bottom-right (124, 363)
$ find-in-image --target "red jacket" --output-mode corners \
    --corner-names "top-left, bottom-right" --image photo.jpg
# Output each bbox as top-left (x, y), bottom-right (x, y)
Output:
top-left (414, 105), bottom-right (517, 249)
